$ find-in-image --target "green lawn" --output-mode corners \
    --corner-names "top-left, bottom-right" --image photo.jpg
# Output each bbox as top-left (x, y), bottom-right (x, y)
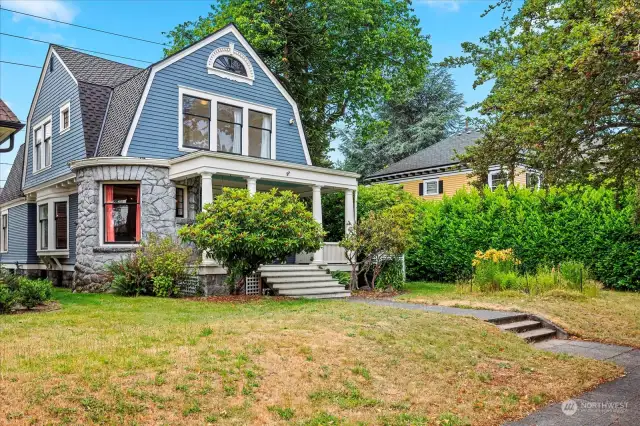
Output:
top-left (397, 282), bottom-right (640, 348)
top-left (0, 290), bottom-right (621, 425)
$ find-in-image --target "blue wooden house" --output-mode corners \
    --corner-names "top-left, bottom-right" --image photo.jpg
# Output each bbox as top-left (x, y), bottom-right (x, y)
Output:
top-left (0, 25), bottom-right (357, 297)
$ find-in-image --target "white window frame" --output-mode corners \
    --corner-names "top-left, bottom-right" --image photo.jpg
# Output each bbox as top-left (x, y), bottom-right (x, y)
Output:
top-left (0, 210), bottom-right (8, 253)
top-left (98, 181), bottom-right (142, 248)
top-left (488, 170), bottom-right (509, 192)
top-left (32, 115), bottom-right (53, 174)
top-left (175, 184), bottom-right (188, 218)
top-left (526, 172), bottom-right (542, 190)
top-left (59, 101), bottom-right (71, 134)
top-left (178, 86), bottom-right (276, 160)
top-left (36, 196), bottom-right (69, 256)
top-left (206, 42), bottom-right (255, 85)
top-left (423, 179), bottom-right (440, 196)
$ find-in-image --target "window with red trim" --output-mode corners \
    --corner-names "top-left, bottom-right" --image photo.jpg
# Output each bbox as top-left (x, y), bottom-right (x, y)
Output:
top-left (104, 184), bottom-right (140, 244)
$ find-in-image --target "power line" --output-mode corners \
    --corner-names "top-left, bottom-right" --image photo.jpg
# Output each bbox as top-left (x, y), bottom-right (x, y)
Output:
top-left (0, 60), bottom-right (40, 69)
top-left (0, 7), bottom-right (168, 46)
top-left (0, 33), bottom-right (153, 64)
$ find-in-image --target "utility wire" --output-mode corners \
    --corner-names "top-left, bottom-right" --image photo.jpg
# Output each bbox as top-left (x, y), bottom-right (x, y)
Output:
top-left (0, 60), bottom-right (40, 69)
top-left (0, 7), bottom-right (168, 46)
top-left (0, 33), bottom-right (153, 64)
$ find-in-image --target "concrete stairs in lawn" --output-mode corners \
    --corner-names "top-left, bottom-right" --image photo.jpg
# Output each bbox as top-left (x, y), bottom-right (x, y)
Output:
top-left (259, 264), bottom-right (351, 299)
top-left (488, 313), bottom-right (567, 343)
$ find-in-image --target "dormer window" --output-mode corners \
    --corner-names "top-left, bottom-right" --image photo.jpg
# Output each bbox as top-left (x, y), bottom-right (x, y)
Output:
top-left (213, 55), bottom-right (247, 76)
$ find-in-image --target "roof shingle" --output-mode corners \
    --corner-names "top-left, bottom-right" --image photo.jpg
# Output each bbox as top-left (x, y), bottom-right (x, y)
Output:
top-left (0, 144), bottom-right (25, 204)
top-left (367, 131), bottom-right (482, 180)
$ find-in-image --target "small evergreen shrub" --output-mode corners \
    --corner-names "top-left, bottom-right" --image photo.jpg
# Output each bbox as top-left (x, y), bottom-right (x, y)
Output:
top-left (331, 271), bottom-right (350, 286)
top-left (152, 275), bottom-right (180, 297)
top-left (17, 278), bottom-right (53, 309)
top-left (106, 253), bottom-right (151, 296)
top-left (376, 258), bottom-right (406, 290)
top-left (0, 284), bottom-right (16, 314)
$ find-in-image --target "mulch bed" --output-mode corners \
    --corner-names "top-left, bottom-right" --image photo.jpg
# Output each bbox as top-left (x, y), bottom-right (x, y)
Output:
top-left (185, 295), bottom-right (291, 304)
top-left (10, 301), bottom-right (62, 315)
top-left (352, 290), bottom-right (403, 299)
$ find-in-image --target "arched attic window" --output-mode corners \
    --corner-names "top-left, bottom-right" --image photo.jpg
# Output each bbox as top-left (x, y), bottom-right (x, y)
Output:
top-left (207, 43), bottom-right (255, 85)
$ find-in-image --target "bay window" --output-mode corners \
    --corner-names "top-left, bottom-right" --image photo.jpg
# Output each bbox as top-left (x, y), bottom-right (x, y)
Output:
top-left (217, 103), bottom-right (242, 154)
top-left (179, 88), bottom-right (274, 159)
top-left (39, 204), bottom-right (49, 250)
top-left (33, 117), bottom-right (52, 172)
top-left (103, 184), bottom-right (140, 244)
top-left (55, 202), bottom-right (68, 249)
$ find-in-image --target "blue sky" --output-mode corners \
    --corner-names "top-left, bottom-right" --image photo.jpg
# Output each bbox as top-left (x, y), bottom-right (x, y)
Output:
top-left (0, 0), bottom-right (507, 181)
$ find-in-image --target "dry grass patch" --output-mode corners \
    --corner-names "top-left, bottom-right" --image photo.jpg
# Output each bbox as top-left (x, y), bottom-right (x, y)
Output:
top-left (398, 282), bottom-right (640, 348)
top-left (0, 289), bottom-right (621, 425)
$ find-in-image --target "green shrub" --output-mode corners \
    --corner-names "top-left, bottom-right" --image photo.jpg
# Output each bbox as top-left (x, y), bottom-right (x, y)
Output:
top-left (559, 261), bottom-right (588, 290)
top-left (406, 185), bottom-right (640, 291)
top-left (331, 271), bottom-right (350, 286)
top-left (152, 275), bottom-right (180, 298)
top-left (0, 284), bottom-right (16, 314)
top-left (106, 253), bottom-right (151, 296)
top-left (17, 278), bottom-right (53, 309)
top-left (376, 258), bottom-right (405, 290)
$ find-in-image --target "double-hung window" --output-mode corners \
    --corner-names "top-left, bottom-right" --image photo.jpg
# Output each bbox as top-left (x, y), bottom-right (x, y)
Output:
top-left (103, 184), bottom-right (141, 244)
top-left (180, 89), bottom-right (274, 159)
top-left (55, 202), bottom-right (68, 250)
top-left (33, 117), bottom-right (52, 172)
top-left (489, 171), bottom-right (508, 191)
top-left (60, 102), bottom-right (71, 133)
top-left (1, 213), bottom-right (7, 253)
top-left (176, 186), bottom-right (186, 218)
top-left (39, 204), bottom-right (49, 250)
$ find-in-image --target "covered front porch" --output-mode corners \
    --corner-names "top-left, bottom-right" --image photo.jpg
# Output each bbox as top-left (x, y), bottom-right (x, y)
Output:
top-left (169, 151), bottom-right (359, 270)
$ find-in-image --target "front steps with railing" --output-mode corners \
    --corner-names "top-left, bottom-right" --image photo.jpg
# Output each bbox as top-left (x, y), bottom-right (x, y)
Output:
top-left (259, 264), bottom-right (351, 299)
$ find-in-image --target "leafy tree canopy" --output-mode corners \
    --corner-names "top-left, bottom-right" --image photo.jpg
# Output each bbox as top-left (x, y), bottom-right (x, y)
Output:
top-left (340, 66), bottom-right (465, 177)
top-left (178, 188), bottom-right (323, 292)
top-left (164, 0), bottom-right (432, 166)
top-left (447, 0), bottom-right (640, 189)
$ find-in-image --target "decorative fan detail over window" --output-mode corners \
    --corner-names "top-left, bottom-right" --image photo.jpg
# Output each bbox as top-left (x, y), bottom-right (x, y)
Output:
top-left (213, 55), bottom-right (247, 76)
top-left (207, 43), bottom-right (255, 85)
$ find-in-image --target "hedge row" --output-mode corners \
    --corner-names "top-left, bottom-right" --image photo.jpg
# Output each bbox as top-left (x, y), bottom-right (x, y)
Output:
top-left (405, 186), bottom-right (640, 291)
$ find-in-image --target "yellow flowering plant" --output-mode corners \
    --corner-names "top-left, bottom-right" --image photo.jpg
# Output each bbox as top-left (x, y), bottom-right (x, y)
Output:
top-left (472, 248), bottom-right (521, 292)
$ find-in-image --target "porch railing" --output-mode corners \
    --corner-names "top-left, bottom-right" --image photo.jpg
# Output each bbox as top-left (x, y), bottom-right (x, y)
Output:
top-left (294, 242), bottom-right (348, 265)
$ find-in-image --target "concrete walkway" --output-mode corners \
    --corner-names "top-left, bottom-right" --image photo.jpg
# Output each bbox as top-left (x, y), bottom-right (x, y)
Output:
top-left (348, 297), bottom-right (639, 425)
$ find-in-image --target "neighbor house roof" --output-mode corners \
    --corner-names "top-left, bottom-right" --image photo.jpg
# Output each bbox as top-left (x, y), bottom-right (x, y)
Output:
top-left (366, 130), bottom-right (482, 182)
top-left (0, 100), bottom-right (22, 125)
top-left (0, 144), bottom-right (25, 204)
top-left (0, 99), bottom-right (25, 146)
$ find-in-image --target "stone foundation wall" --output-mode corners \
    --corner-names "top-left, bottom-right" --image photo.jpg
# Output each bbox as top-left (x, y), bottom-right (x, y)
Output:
top-left (73, 164), bottom-right (177, 292)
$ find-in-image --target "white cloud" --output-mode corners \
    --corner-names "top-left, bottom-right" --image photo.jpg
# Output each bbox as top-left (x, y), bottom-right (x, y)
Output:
top-left (420, 0), bottom-right (463, 12)
top-left (0, 0), bottom-right (78, 23)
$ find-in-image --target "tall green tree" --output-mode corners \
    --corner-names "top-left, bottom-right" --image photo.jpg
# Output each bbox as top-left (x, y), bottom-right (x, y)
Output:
top-left (447, 0), bottom-right (640, 190)
top-left (339, 66), bottom-right (465, 177)
top-left (164, 0), bottom-right (431, 166)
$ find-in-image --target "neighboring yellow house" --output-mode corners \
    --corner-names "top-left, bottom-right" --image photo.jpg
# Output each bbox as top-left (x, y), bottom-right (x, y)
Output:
top-left (364, 130), bottom-right (540, 200)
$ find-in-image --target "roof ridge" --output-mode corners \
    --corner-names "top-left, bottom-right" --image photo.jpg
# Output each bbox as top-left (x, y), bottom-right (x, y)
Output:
top-left (51, 44), bottom-right (142, 70)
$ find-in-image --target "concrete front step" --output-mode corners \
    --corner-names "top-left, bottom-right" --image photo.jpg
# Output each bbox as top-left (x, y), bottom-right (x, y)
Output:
top-left (289, 292), bottom-right (351, 299)
top-left (498, 320), bottom-right (542, 334)
top-left (259, 265), bottom-right (324, 272)
top-left (517, 328), bottom-right (557, 342)
top-left (273, 281), bottom-right (343, 290)
top-left (279, 287), bottom-right (351, 296)
top-left (268, 275), bottom-right (336, 284)
top-left (261, 272), bottom-right (331, 279)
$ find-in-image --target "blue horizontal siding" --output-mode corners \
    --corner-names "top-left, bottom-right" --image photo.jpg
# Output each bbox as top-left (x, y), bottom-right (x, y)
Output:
top-left (24, 55), bottom-right (86, 190)
top-left (128, 32), bottom-right (307, 165)
top-left (0, 203), bottom-right (38, 265)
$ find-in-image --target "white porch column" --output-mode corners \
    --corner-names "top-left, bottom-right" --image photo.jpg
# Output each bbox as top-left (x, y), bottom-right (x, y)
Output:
top-left (246, 177), bottom-right (257, 196)
top-left (344, 189), bottom-right (355, 235)
top-left (200, 172), bottom-right (215, 265)
top-left (311, 185), bottom-right (325, 264)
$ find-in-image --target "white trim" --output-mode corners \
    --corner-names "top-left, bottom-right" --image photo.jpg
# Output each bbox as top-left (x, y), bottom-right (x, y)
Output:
top-left (423, 179), bottom-right (440, 196)
top-left (0, 210), bottom-right (8, 253)
top-left (69, 157), bottom-right (169, 172)
top-left (178, 86), bottom-right (276, 160)
top-left (31, 114), bottom-right (53, 175)
top-left (0, 198), bottom-right (31, 210)
top-left (36, 196), bottom-right (70, 255)
top-left (206, 43), bottom-right (255, 85)
top-left (175, 184), bottom-right (188, 218)
top-left (372, 168), bottom-right (472, 185)
top-left (23, 173), bottom-right (76, 196)
top-left (22, 47), bottom-right (78, 189)
top-left (121, 25), bottom-right (312, 165)
top-left (1, 263), bottom-right (75, 272)
top-left (99, 181), bottom-right (142, 248)
top-left (488, 170), bottom-right (509, 191)
top-left (59, 101), bottom-right (71, 134)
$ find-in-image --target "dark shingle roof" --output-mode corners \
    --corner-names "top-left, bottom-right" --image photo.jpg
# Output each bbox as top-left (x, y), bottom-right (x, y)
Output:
top-left (0, 144), bottom-right (25, 204)
top-left (367, 131), bottom-right (482, 180)
top-left (52, 45), bottom-right (142, 88)
top-left (50, 45), bottom-right (150, 158)
top-left (78, 82), bottom-right (112, 157)
top-left (96, 68), bottom-right (150, 157)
